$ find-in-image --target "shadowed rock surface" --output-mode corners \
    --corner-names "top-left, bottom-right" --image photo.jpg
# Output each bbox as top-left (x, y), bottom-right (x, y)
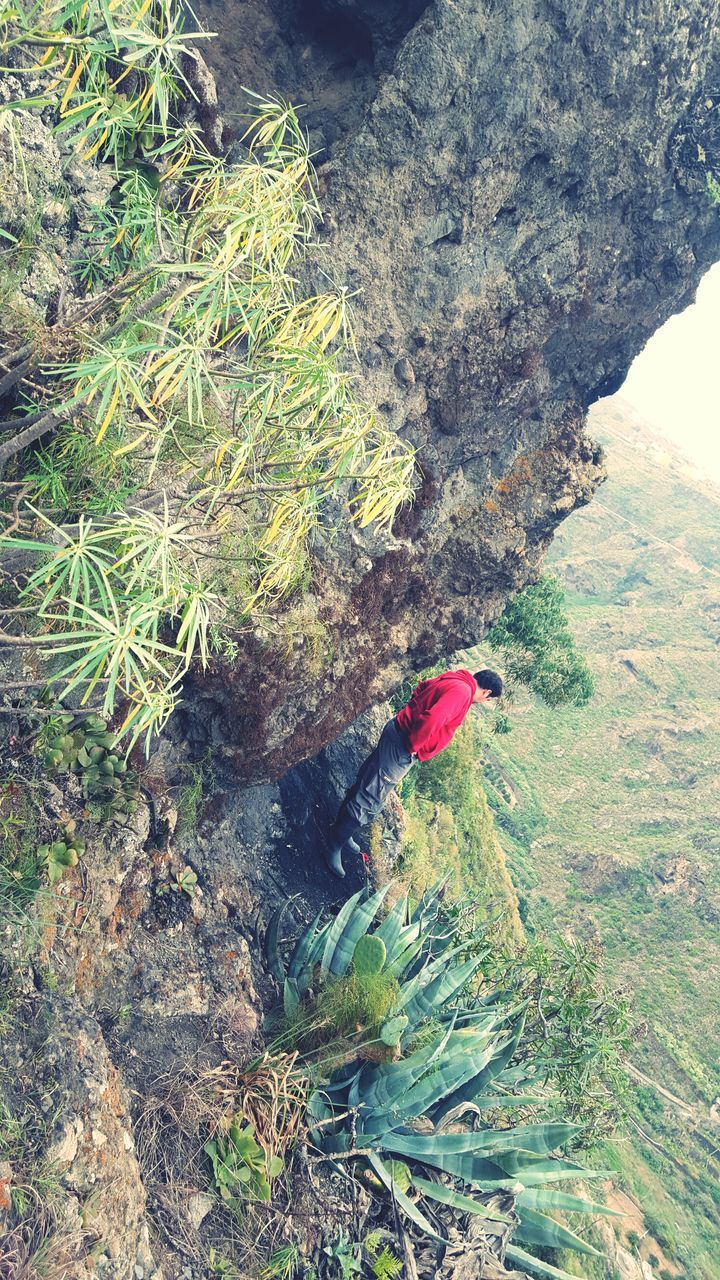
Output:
top-left (186, 0), bottom-right (720, 781)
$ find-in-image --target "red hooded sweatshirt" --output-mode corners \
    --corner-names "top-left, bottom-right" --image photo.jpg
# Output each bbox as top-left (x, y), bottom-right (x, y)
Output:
top-left (395, 668), bottom-right (477, 762)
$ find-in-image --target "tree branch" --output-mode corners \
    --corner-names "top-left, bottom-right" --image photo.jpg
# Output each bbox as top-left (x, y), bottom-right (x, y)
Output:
top-left (0, 631), bottom-right (69, 647)
top-left (0, 356), bottom-right (34, 399)
top-left (0, 409), bottom-right (46, 434)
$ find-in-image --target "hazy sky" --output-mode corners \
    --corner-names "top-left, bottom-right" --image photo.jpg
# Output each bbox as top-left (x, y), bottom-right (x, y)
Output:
top-left (621, 260), bottom-right (720, 483)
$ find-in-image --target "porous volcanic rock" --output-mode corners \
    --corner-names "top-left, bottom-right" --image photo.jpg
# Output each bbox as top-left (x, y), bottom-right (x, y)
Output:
top-left (182, 0), bottom-right (720, 780)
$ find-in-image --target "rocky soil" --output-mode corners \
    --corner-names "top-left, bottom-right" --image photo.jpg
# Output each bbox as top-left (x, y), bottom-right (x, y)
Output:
top-left (0, 707), bottom-right (391, 1278)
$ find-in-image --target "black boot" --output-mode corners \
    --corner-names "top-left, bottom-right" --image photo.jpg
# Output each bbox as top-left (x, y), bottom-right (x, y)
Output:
top-left (324, 838), bottom-right (347, 879)
top-left (324, 813), bottom-right (361, 879)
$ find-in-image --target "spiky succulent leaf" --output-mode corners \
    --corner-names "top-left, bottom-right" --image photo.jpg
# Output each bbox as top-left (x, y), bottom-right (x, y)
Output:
top-left (387, 934), bottom-right (425, 978)
top-left (400, 955), bottom-right (483, 1027)
top-left (347, 1026), bottom-right (483, 1111)
top-left (367, 1153), bottom-right (445, 1244)
top-left (519, 1188), bottom-right (622, 1217)
top-left (330, 883), bottom-right (391, 977)
top-left (412, 1176), bottom-right (512, 1223)
top-left (264, 897), bottom-right (295, 983)
top-left (504, 1244), bottom-right (586, 1280)
top-left (283, 977), bottom-right (300, 1020)
top-left (359, 1032), bottom-right (502, 1135)
top-left (514, 1205), bottom-right (603, 1257)
top-left (287, 909), bottom-right (323, 984)
top-left (320, 888), bottom-right (365, 977)
top-left (392, 946), bottom-right (464, 1012)
top-left (434, 1012), bottom-right (526, 1123)
top-left (376, 1122), bottom-right (580, 1163)
top-left (373, 892), bottom-right (408, 958)
top-left (495, 1152), bottom-right (611, 1187)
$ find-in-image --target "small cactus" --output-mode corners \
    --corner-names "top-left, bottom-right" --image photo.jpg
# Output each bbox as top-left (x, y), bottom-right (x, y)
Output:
top-left (353, 934), bottom-right (387, 975)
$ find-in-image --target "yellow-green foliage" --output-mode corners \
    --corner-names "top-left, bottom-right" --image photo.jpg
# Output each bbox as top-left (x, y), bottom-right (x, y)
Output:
top-left (0, 0), bottom-right (415, 748)
top-left (654, 1026), bottom-right (717, 1103)
top-left (284, 967), bottom-right (400, 1062)
top-left (401, 803), bottom-right (462, 896)
top-left (398, 720), bottom-right (523, 946)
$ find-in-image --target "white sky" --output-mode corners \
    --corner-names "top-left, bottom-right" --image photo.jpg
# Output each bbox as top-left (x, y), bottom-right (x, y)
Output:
top-left (621, 260), bottom-right (720, 483)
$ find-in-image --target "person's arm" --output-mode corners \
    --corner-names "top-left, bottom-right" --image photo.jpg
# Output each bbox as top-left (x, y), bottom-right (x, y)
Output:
top-left (406, 685), bottom-right (470, 757)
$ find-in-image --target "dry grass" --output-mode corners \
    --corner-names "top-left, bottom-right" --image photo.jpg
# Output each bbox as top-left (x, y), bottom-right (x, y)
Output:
top-left (133, 1052), bottom-right (308, 1273)
top-left (200, 1053), bottom-right (307, 1165)
top-left (0, 1193), bottom-right (88, 1280)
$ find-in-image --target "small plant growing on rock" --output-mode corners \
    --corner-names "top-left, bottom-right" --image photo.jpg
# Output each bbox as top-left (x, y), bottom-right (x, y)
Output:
top-left (204, 1117), bottom-right (283, 1208)
top-left (174, 865), bottom-right (198, 896)
top-left (37, 821), bottom-right (85, 886)
top-left (39, 714), bottom-right (139, 823)
top-left (322, 1229), bottom-right (363, 1279)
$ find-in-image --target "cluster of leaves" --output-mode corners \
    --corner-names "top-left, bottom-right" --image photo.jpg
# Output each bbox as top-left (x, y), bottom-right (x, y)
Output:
top-left (40, 711), bottom-right (139, 821)
top-left (322, 1229), bottom-right (402, 1280)
top-left (37, 818), bottom-right (85, 885)
top-left (270, 882), bottom-right (624, 1280)
top-left (204, 1117), bottom-right (283, 1208)
top-left (487, 576), bottom-right (594, 708)
top-left (477, 932), bottom-right (635, 1150)
top-left (0, 0), bottom-right (415, 748)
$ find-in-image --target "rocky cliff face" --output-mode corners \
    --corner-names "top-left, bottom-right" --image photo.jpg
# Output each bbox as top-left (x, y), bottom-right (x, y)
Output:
top-left (0, 711), bottom-right (386, 1277)
top-left (186, 0), bottom-right (720, 781)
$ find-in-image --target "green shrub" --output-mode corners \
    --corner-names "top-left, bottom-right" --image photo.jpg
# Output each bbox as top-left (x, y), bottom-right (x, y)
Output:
top-left (204, 1118), bottom-right (282, 1208)
top-left (290, 885), bottom-right (620, 1274)
top-left (487, 576), bottom-right (594, 707)
top-left (0, 0), bottom-right (415, 749)
top-left (39, 713), bottom-right (139, 822)
top-left (479, 932), bottom-right (634, 1148)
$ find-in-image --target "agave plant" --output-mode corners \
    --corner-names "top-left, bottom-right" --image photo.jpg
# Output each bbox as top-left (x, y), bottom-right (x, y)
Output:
top-left (268, 885), bottom-right (620, 1279)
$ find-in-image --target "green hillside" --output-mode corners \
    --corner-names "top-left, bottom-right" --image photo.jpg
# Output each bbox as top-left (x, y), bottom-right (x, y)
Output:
top-left (478, 396), bottom-right (720, 1279)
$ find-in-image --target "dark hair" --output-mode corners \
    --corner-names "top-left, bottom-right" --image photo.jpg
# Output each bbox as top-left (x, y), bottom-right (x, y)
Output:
top-left (473, 669), bottom-right (503, 698)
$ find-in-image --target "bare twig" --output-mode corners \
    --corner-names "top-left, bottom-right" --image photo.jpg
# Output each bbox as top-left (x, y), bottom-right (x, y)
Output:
top-left (0, 409), bottom-right (46, 434)
top-left (0, 631), bottom-right (66, 647)
top-left (0, 355), bottom-right (34, 398)
top-left (0, 340), bottom-right (33, 371)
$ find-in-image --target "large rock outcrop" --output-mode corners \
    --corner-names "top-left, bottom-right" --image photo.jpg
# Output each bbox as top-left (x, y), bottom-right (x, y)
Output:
top-left (183, 0), bottom-right (720, 779)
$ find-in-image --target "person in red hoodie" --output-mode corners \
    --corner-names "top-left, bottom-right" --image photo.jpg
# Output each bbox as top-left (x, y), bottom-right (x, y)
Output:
top-left (324, 667), bottom-right (503, 878)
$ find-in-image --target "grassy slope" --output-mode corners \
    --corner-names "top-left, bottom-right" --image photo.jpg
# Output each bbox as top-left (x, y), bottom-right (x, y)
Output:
top-left (475, 396), bottom-right (720, 1279)
top-left (391, 716), bottom-right (525, 947)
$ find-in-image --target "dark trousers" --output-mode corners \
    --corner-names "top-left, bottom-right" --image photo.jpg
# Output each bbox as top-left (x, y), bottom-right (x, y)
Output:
top-left (330, 718), bottom-right (415, 845)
